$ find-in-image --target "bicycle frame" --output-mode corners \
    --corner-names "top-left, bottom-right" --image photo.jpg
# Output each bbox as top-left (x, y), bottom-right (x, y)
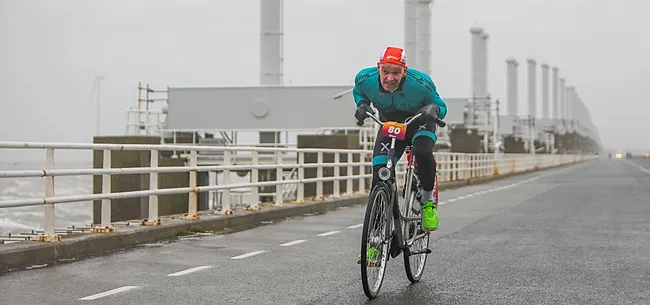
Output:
top-left (361, 112), bottom-right (443, 256)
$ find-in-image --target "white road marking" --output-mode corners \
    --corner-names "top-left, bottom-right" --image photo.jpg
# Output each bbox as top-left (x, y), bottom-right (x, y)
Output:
top-left (347, 224), bottom-right (363, 229)
top-left (626, 160), bottom-right (650, 175)
top-left (437, 163), bottom-right (580, 207)
top-left (79, 286), bottom-right (138, 300)
top-left (167, 265), bottom-right (212, 277)
top-left (317, 230), bottom-right (340, 237)
top-left (279, 239), bottom-right (307, 247)
top-left (230, 250), bottom-right (266, 260)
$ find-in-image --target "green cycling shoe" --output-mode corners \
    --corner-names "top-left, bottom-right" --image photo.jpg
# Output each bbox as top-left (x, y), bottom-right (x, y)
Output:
top-left (421, 201), bottom-right (438, 231)
top-left (357, 246), bottom-right (380, 266)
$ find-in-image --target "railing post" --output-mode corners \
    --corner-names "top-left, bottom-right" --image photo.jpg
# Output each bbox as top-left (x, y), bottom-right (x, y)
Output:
top-left (346, 152), bottom-right (353, 195)
top-left (249, 151), bottom-right (261, 209)
top-left (450, 154), bottom-right (455, 181)
top-left (172, 132), bottom-right (178, 158)
top-left (359, 153), bottom-right (366, 193)
top-left (333, 152), bottom-right (340, 198)
top-left (446, 154), bottom-right (452, 181)
top-left (184, 150), bottom-right (200, 219)
top-left (142, 150), bottom-right (160, 226)
top-left (221, 150), bottom-right (233, 215)
top-left (316, 152), bottom-right (323, 200)
top-left (275, 151), bottom-right (284, 206)
top-left (41, 148), bottom-right (60, 241)
top-left (483, 155), bottom-right (492, 177)
top-left (99, 149), bottom-right (114, 232)
top-left (297, 152), bottom-right (305, 203)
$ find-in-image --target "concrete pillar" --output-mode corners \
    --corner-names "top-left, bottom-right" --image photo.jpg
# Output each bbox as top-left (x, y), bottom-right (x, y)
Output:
top-left (558, 78), bottom-right (566, 120)
top-left (404, 0), bottom-right (418, 69)
top-left (260, 0), bottom-right (284, 85)
top-left (552, 67), bottom-right (559, 119)
top-left (566, 86), bottom-right (575, 120)
top-left (527, 58), bottom-right (537, 118)
top-left (506, 58), bottom-right (519, 116)
top-left (575, 93), bottom-right (582, 125)
top-left (570, 88), bottom-right (575, 121)
top-left (481, 32), bottom-right (489, 99)
top-left (416, 0), bottom-right (432, 75)
top-left (470, 27), bottom-right (486, 99)
top-left (541, 63), bottom-right (549, 119)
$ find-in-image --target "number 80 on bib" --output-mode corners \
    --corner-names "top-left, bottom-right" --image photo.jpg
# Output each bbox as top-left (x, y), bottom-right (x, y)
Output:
top-left (380, 122), bottom-right (407, 140)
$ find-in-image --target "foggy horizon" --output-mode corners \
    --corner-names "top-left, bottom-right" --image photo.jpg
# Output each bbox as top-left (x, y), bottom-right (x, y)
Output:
top-left (1, 0), bottom-right (649, 162)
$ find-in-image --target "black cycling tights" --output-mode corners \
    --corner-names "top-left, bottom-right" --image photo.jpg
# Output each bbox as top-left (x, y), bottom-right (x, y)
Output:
top-left (371, 135), bottom-right (436, 192)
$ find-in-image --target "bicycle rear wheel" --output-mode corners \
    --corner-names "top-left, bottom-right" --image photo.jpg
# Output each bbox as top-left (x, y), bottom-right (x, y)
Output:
top-left (403, 191), bottom-right (430, 282)
top-left (403, 178), bottom-right (432, 283)
top-left (360, 184), bottom-right (392, 299)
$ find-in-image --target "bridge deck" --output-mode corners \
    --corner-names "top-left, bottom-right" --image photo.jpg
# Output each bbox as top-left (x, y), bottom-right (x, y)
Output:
top-left (1, 158), bottom-right (649, 304)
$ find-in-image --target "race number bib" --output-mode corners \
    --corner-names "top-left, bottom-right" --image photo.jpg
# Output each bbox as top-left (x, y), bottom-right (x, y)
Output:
top-left (381, 122), bottom-right (407, 140)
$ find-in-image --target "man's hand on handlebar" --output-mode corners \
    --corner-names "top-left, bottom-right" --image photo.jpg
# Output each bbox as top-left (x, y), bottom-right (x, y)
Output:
top-left (418, 104), bottom-right (440, 122)
top-left (354, 103), bottom-right (446, 128)
top-left (355, 102), bottom-right (375, 125)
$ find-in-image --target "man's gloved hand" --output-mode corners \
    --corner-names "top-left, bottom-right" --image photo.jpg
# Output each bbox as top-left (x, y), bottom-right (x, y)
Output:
top-left (418, 104), bottom-right (440, 121)
top-left (355, 102), bottom-right (375, 122)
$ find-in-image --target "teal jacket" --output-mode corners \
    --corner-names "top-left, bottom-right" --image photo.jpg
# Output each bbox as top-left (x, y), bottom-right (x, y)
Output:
top-left (352, 67), bottom-right (448, 122)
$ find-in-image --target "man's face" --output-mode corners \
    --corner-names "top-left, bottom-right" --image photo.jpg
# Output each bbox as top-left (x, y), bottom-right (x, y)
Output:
top-left (378, 63), bottom-right (406, 92)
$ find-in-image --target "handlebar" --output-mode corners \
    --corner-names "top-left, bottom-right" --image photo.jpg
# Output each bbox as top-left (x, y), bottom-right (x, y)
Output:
top-left (357, 112), bottom-right (446, 128)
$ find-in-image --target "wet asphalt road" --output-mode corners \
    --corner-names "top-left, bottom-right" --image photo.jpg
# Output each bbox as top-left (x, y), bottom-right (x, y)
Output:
top-left (1, 158), bottom-right (649, 305)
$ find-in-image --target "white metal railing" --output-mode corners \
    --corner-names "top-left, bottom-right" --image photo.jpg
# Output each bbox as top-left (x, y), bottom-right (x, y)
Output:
top-left (126, 108), bottom-right (165, 136)
top-left (0, 141), bottom-right (586, 242)
top-left (158, 126), bottom-right (379, 151)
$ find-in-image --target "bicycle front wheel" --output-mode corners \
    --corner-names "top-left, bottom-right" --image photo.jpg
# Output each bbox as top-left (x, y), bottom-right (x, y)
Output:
top-left (360, 183), bottom-right (392, 299)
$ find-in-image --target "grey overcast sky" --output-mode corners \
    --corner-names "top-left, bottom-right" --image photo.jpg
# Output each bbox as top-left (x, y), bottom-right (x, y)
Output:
top-left (1, 0), bottom-right (649, 162)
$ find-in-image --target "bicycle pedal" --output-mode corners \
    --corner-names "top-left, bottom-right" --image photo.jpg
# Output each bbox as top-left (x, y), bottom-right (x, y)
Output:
top-left (390, 247), bottom-right (402, 259)
top-left (409, 248), bottom-right (432, 255)
top-left (358, 259), bottom-right (381, 267)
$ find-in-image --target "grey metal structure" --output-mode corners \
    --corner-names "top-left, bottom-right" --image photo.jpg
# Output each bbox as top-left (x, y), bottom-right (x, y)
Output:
top-left (165, 85), bottom-right (357, 130)
top-left (121, 0), bottom-right (604, 153)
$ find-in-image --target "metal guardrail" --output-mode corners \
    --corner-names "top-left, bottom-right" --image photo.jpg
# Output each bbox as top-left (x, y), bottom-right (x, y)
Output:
top-left (0, 141), bottom-right (586, 242)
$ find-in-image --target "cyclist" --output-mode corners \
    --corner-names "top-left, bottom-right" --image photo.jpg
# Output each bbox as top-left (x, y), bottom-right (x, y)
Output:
top-left (353, 46), bottom-right (448, 234)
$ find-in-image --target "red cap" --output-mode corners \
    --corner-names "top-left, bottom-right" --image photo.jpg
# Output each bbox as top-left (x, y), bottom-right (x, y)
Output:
top-left (378, 46), bottom-right (407, 67)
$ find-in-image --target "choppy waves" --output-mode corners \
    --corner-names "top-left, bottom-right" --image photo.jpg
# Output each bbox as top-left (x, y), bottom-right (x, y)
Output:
top-left (0, 162), bottom-right (94, 236)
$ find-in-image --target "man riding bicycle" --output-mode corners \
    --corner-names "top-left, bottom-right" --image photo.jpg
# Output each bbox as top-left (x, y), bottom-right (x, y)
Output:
top-left (353, 46), bottom-right (448, 233)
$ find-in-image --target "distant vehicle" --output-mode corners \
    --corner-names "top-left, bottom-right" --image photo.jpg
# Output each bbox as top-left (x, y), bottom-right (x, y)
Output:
top-left (615, 152), bottom-right (623, 159)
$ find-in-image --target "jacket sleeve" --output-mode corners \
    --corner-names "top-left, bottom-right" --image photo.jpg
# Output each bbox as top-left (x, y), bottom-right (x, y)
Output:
top-left (352, 70), bottom-right (371, 107)
top-left (425, 79), bottom-right (448, 119)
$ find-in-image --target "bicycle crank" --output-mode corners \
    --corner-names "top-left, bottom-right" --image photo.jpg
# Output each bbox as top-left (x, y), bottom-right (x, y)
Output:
top-left (406, 248), bottom-right (432, 256)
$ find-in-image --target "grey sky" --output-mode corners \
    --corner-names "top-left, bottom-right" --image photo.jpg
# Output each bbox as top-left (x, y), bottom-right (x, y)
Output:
top-left (1, 0), bottom-right (648, 162)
